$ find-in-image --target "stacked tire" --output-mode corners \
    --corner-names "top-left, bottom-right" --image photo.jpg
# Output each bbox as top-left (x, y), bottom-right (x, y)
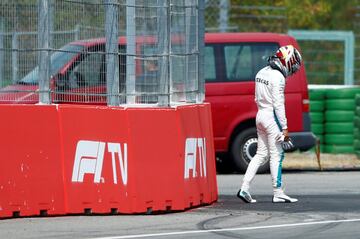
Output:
top-left (323, 88), bottom-right (358, 154)
top-left (309, 89), bottom-right (325, 150)
top-left (354, 94), bottom-right (360, 158)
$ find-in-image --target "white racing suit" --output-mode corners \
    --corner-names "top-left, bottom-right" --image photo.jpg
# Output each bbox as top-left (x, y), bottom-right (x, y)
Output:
top-left (241, 66), bottom-right (287, 195)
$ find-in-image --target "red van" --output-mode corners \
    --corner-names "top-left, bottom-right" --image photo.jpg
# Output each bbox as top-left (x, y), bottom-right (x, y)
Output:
top-left (0, 32), bottom-right (315, 173)
top-left (204, 33), bottom-right (315, 173)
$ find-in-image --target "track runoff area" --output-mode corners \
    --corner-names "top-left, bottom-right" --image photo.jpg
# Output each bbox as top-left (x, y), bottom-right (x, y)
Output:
top-left (2, 171), bottom-right (360, 239)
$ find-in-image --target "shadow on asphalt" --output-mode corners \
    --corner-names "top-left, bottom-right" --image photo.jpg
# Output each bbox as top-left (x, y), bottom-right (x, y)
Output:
top-left (213, 194), bottom-right (360, 213)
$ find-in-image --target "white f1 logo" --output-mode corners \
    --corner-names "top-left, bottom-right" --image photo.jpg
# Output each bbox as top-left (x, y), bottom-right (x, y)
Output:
top-left (71, 140), bottom-right (105, 183)
top-left (184, 138), bottom-right (207, 179)
top-left (71, 140), bottom-right (128, 185)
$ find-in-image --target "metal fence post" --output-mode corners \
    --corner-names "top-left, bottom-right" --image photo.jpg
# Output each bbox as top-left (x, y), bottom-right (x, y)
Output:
top-left (345, 32), bottom-right (355, 85)
top-left (0, 18), bottom-right (4, 87)
top-left (38, 0), bottom-right (51, 104)
top-left (49, 0), bottom-right (54, 48)
top-left (197, 0), bottom-right (205, 103)
top-left (219, 0), bottom-right (229, 32)
top-left (185, 0), bottom-right (190, 103)
top-left (74, 24), bottom-right (80, 41)
top-left (185, 0), bottom-right (197, 103)
top-left (157, 0), bottom-right (169, 106)
top-left (105, 0), bottom-right (119, 106)
top-left (12, 33), bottom-right (18, 84)
top-left (126, 0), bottom-right (136, 104)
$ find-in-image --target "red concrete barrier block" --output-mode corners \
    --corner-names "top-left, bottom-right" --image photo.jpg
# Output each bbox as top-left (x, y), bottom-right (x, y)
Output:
top-left (0, 103), bottom-right (217, 218)
top-left (59, 104), bottom-right (217, 214)
top-left (58, 105), bottom-right (133, 214)
top-left (0, 105), bottom-right (65, 218)
top-left (178, 104), bottom-right (218, 208)
top-left (126, 107), bottom-right (184, 212)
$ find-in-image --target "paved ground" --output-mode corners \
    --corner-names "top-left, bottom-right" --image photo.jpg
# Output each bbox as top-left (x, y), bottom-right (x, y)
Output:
top-left (1, 171), bottom-right (360, 239)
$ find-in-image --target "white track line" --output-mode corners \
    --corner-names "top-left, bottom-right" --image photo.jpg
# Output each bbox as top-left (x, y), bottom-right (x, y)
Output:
top-left (90, 218), bottom-right (360, 239)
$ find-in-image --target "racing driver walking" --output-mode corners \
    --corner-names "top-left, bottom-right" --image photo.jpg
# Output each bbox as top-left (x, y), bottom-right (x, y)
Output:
top-left (238, 45), bottom-right (303, 203)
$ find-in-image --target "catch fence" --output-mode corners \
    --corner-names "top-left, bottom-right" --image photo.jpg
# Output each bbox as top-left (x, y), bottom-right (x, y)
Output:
top-left (0, 0), bottom-right (204, 106)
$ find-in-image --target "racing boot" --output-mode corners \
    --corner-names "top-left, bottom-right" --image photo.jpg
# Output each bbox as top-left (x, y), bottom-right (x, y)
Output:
top-left (237, 190), bottom-right (257, 203)
top-left (273, 188), bottom-right (298, 203)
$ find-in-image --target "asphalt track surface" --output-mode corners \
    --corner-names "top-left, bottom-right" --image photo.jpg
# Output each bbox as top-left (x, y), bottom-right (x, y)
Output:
top-left (1, 171), bottom-right (360, 239)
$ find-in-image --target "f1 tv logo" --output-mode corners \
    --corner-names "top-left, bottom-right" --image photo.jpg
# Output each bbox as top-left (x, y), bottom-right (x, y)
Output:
top-left (184, 138), bottom-right (207, 179)
top-left (71, 140), bottom-right (128, 185)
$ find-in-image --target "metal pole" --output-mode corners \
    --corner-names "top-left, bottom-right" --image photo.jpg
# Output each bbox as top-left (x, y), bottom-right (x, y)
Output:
top-left (38, 0), bottom-right (51, 104)
top-left (185, 0), bottom-right (190, 103)
top-left (74, 24), bottom-right (80, 41)
top-left (219, 0), bottom-right (229, 32)
top-left (0, 18), bottom-right (4, 87)
top-left (186, 0), bottom-right (198, 103)
top-left (105, 0), bottom-right (119, 106)
top-left (166, 0), bottom-right (171, 106)
top-left (158, 0), bottom-right (169, 106)
top-left (49, 0), bottom-right (54, 49)
top-left (126, 0), bottom-right (136, 104)
top-left (12, 33), bottom-right (18, 84)
top-left (197, 0), bottom-right (205, 102)
top-left (184, 0), bottom-right (193, 103)
top-left (345, 32), bottom-right (355, 85)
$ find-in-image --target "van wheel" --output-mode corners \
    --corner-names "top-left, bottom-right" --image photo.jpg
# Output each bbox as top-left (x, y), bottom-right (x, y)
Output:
top-left (231, 127), bottom-right (270, 174)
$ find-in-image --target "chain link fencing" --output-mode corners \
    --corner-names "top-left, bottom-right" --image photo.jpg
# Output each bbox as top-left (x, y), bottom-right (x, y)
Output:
top-left (0, 0), bottom-right (204, 106)
top-left (205, 0), bottom-right (360, 86)
top-left (2, 0), bottom-right (360, 103)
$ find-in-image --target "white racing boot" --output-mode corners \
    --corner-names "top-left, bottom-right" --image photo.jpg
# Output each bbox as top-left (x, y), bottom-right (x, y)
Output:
top-left (273, 188), bottom-right (298, 203)
top-left (237, 190), bottom-right (257, 203)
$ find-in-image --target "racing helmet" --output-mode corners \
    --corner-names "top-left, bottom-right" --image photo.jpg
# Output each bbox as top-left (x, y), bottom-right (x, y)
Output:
top-left (269, 45), bottom-right (302, 77)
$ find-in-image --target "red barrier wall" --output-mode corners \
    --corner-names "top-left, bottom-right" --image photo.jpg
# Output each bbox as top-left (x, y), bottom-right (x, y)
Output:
top-left (0, 103), bottom-right (218, 218)
top-left (178, 104), bottom-right (218, 208)
top-left (0, 105), bottom-right (65, 218)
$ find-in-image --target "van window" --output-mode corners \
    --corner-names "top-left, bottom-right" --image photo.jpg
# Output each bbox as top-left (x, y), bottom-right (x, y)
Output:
top-left (19, 44), bottom-right (83, 84)
top-left (223, 43), bottom-right (278, 82)
top-left (68, 51), bottom-right (105, 88)
top-left (204, 46), bottom-right (216, 82)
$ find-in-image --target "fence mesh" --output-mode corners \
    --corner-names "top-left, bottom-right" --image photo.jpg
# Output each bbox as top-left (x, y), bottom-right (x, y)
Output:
top-left (0, 0), bottom-right (203, 106)
top-left (204, 0), bottom-right (360, 86)
top-left (298, 40), bottom-right (345, 85)
top-left (2, 0), bottom-right (360, 104)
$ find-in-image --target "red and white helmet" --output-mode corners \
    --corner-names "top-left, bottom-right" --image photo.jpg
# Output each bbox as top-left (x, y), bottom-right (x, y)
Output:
top-left (275, 45), bottom-right (302, 77)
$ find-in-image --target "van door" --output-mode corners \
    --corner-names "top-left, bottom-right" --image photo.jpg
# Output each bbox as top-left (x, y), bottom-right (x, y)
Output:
top-left (205, 42), bottom-right (279, 152)
top-left (54, 45), bottom-right (106, 104)
top-left (54, 44), bottom-right (127, 105)
top-left (205, 42), bottom-right (281, 173)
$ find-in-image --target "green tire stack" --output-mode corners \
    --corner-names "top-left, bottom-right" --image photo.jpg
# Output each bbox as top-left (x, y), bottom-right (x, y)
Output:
top-left (323, 88), bottom-right (359, 154)
top-left (354, 94), bottom-right (360, 158)
top-left (309, 89), bottom-right (325, 150)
